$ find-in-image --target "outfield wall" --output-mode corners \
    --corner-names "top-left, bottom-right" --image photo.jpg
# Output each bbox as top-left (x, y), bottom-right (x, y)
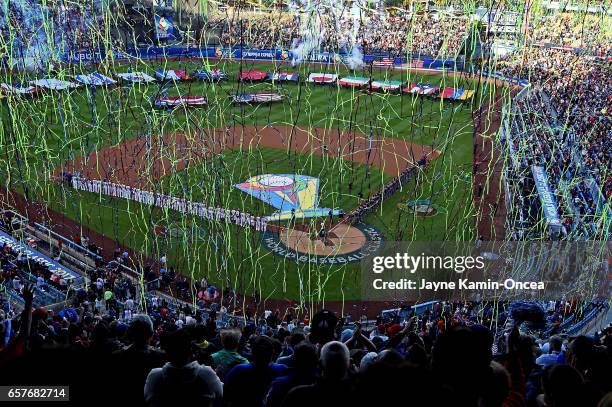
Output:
top-left (63, 46), bottom-right (459, 70)
top-left (62, 46), bottom-right (530, 87)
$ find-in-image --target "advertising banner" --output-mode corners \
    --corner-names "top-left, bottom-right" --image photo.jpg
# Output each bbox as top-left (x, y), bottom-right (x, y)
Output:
top-left (61, 46), bottom-right (459, 71)
top-left (531, 166), bottom-right (561, 226)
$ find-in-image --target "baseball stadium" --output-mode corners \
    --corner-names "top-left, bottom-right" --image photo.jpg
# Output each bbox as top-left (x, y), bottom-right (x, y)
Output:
top-left (0, 1), bottom-right (610, 406)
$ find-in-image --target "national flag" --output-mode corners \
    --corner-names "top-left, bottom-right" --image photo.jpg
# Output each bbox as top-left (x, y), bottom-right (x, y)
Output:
top-left (1, 83), bottom-right (37, 96)
top-left (195, 69), bottom-right (227, 81)
top-left (232, 93), bottom-right (283, 104)
top-left (251, 93), bottom-right (283, 103)
top-left (421, 84), bottom-right (439, 95)
top-left (338, 76), bottom-right (370, 87)
top-left (29, 79), bottom-right (79, 90)
top-left (404, 83), bottom-right (438, 95)
top-left (306, 73), bottom-right (337, 83)
top-left (116, 72), bottom-right (156, 83)
top-left (438, 88), bottom-right (464, 100)
top-left (371, 80), bottom-right (403, 91)
top-left (239, 70), bottom-right (268, 81)
top-left (268, 72), bottom-right (299, 82)
top-left (75, 72), bottom-right (116, 86)
top-left (154, 96), bottom-right (208, 108)
top-left (452, 88), bottom-right (465, 99)
top-left (459, 90), bottom-right (475, 100)
top-left (155, 70), bottom-right (190, 81)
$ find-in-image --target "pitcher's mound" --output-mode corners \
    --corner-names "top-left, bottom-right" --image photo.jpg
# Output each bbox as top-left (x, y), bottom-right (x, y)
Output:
top-left (278, 223), bottom-right (367, 256)
top-left (263, 222), bottom-right (383, 264)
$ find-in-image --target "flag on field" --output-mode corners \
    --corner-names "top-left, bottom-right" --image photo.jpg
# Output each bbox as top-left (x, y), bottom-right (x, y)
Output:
top-left (306, 73), bottom-right (337, 84)
top-left (234, 174), bottom-right (343, 221)
top-left (372, 57), bottom-right (394, 67)
top-left (338, 76), bottom-right (370, 87)
top-left (116, 72), bottom-right (156, 83)
top-left (232, 93), bottom-right (283, 104)
top-left (1, 83), bottom-right (37, 96)
top-left (440, 87), bottom-right (473, 100)
top-left (439, 87), bottom-right (475, 100)
top-left (452, 88), bottom-right (465, 99)
top-left (155, 70), bottom-right (190, 81)
top-left (239, 70), bottom-right (268, 81)
top-left (439, 87), bottom-right (456, 99)
top-left (404, 83), bottom-right (438, 95)
top-left (267, 71), bottom-right (299, 82)
top-left (370, 80), bottom-right (403, 91)
top-left (458, 89), bottom-right (475, 100)
top-left (194, 69), bottom-right (227, 81)
top-left (154, 96), bottom-right (208, 108)
top-left (75, 72), bottom-right (116, 86)
top-left (29, 79), bottom-right (79, 90)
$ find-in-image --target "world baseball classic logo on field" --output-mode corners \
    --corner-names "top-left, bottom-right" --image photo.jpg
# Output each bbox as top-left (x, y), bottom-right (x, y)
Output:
top-left (262, 223), bottom-right (383, 265)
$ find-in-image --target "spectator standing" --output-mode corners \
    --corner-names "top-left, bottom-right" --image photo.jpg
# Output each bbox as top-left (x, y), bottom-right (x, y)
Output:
top-left (264, 341), bottom-right (318, 407)
top-left (211, 328), bottom-right (248, 379)
top-left (536, 336), bottom-right (563, 367)
top-left (113, 315), bottom-right (166, 406)
top-left (224, 336), bottom-right (288, 407)
top-left (144, 329), bottom-right (222, 407)
top-left (283, 341), bottom-right (355, 406)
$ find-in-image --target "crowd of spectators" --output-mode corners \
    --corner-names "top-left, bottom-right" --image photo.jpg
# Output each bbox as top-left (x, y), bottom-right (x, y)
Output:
top-left (490, 9), bottom-right (610, 238)
top-left (497, 46), bottom-right (611, 236)
top-left (0, 240), bottom-right (75, 301)
top-left (506, 89), bottom-right (605, 237)
top-left (206, 10), bottom-right (468, 58)
top-left (0, 0), bottom-right (106, 63)
top-left (1, 288), bottom-right (610, 406)
top-left (529, 12), bottom-right (611, 57)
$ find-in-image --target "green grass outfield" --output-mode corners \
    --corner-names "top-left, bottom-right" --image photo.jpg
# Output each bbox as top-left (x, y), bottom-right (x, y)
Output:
top-left (0, 58), bottom-right (502, 302)
top-left (157, 147), bottom-right (391, 215)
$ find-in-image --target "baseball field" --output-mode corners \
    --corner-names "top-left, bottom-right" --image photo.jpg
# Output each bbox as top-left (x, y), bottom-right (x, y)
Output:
top-left (0, 58), bottom-right (502, 305)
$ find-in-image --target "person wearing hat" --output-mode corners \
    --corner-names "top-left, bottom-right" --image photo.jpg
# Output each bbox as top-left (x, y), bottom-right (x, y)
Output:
top-left (386, 323), bottom-right (402, 337)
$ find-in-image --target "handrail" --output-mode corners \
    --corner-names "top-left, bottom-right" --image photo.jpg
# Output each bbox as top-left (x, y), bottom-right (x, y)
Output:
top-left (32, 222), bottom-right (102, 261)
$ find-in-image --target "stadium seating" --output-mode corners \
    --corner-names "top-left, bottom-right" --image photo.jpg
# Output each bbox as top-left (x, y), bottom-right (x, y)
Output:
top-left (0, 4), bottom-right (610, 405)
